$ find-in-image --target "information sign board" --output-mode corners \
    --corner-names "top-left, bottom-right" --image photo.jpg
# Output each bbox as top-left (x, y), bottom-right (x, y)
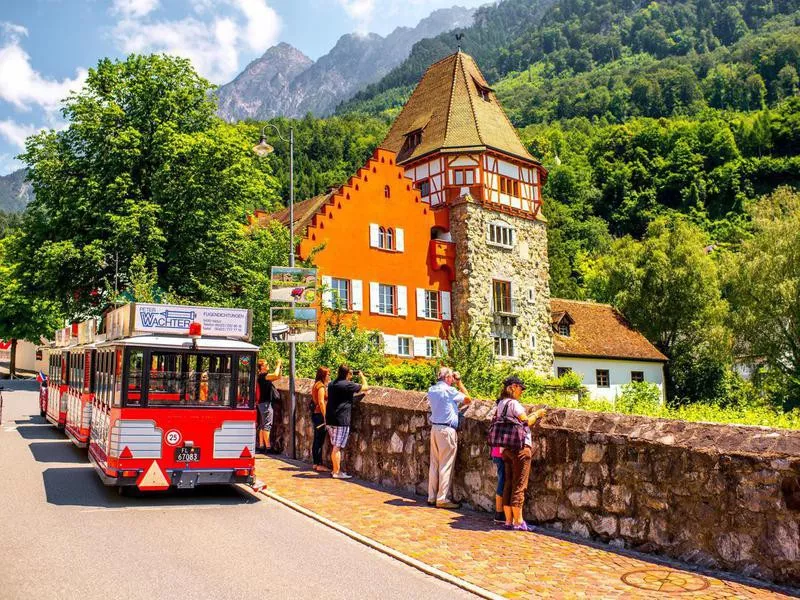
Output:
top-left (270, 267), bottom-right (318, 304)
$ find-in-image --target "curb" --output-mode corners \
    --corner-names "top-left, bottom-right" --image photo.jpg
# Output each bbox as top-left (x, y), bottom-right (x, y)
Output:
top-left (259, 486), bottom-right (505, 600)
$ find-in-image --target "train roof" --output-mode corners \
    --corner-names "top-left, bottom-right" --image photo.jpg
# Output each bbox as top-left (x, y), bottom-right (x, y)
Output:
top-left (97, 335), bottom-right (259, 352)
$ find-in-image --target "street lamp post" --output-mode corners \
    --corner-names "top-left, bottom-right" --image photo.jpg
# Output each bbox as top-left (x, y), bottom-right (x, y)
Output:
top-left (254, 124), bottom-right (297, 459)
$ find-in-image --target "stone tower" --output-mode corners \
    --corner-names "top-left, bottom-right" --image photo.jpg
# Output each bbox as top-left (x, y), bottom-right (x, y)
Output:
top-left (380, 51), bottom-right (554, 373)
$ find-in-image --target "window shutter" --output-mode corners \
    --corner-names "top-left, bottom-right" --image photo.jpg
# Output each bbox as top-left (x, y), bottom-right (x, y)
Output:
top-left (396, 228), bottom-right (405, 252)
top-left (351, 280), bottom-right (363, 311)
top-left (321, 275), bottom-right (333, 308)
top-left (413, 337), bottom-right (426, 358)
top-left (416, 288), bottom-right (426, 319)
top-left (383, 334), bottom-right (397, 355)
top-left (440, 291), bottom-right (452, 321)
top-left (369, 223), bottom-right (379, 248)
top-left (369, 282), bottom-right (379, 313)
top-left (397, 285), bottom-right (408, 316)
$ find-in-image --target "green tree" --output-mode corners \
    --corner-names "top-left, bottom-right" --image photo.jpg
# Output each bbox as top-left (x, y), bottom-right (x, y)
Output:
top-left (589, 217), bottom-right (731, 401)
top-left (0, 237), bottom-right (62, 376)
top-left (728, 187), bottom-right (800, 406)
top-left (14, 54), bottom-right (285, 328)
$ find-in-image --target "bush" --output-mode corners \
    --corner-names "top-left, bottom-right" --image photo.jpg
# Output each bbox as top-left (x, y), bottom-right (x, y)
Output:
top-left (616, 382), bottom-right (663, 414)
top-left (372, 362), bottom-right (436, 391)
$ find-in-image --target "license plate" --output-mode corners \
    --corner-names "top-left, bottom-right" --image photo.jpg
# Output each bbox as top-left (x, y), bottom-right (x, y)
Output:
top-left (175, 447), bottom-right (200, 462)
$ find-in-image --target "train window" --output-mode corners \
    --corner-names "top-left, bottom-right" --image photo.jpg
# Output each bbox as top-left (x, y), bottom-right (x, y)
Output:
top-left (148, 352), bottom-right (232, 408)
top-left (236, 354), bottom-right (253, 408)
top-left (125, 350), bottom-right (144, 407)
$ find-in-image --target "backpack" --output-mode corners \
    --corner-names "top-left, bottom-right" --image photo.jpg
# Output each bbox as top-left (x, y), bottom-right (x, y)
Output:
top-left (487, 401), bottom-right (528, 451)
top-left (264, 379), bottom-right (281, 405)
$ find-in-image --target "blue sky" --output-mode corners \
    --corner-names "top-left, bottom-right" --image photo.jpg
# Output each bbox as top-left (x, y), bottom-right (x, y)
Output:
top-left (0, 0), bottom-right (487, 175)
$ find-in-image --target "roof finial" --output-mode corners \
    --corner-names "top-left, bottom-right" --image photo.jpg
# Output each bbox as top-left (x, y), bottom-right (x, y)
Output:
top-left (455, 33), bottom-right (464, 51)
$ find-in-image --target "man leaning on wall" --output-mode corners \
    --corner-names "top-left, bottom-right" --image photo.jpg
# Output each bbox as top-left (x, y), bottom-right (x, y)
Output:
top-left (427, 366), bottom-right (471, 508)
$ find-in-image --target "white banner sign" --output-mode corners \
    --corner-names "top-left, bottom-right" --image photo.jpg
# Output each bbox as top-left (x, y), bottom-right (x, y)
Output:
top-left (134, 304), bottom-right (251, 339)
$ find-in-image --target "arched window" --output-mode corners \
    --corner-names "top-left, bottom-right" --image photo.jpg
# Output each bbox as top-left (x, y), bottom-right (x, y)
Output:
top-left (384, 185), bottom-right (391, 199)
top-left (378, 226), bottom-right (386, 249)
top-left (386, 228), bottom-right (394, 250)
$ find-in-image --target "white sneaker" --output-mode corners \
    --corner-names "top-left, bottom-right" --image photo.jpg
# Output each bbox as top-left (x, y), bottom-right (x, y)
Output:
top-left (332, 472), bottom-right (353, 480)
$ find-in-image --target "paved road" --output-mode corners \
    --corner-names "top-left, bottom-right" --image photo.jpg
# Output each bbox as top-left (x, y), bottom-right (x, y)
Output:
top-left (0, 387), bottom-right (476, 600)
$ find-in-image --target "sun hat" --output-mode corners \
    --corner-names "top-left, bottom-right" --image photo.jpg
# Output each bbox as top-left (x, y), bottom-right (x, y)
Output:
top-left (502, 375), bottom-right (526, 390)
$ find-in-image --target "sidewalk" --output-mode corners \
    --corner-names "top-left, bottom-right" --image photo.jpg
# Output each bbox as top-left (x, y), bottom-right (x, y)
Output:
top-left (255, 456), bottom-right (797, 599)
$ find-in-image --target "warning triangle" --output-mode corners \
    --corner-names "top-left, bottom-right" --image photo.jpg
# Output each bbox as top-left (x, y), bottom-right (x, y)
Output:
top-left (137, 461), bottom-right (170, 491)
top-left (240, 446), bottom-right (252, 459)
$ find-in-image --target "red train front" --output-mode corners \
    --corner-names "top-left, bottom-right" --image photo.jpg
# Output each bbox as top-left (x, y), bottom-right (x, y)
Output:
top-left (83, 303), bottom-right (258, 491)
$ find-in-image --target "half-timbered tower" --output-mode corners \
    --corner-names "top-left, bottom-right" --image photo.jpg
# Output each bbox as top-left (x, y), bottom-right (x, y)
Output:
top-left (380, 50), bottom-right (553, 371)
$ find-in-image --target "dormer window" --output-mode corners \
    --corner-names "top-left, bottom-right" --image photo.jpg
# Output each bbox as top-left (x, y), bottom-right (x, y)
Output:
top-left (473, 78), bottom-right (492, 102)
top-left (405, 129), bottom-right (422, 149)
top-left (553, 311), bottom-right (575, 337)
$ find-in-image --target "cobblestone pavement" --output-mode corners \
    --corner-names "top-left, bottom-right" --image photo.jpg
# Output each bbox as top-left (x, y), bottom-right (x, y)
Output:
top-left (255, 457), bottom-right (798, 600)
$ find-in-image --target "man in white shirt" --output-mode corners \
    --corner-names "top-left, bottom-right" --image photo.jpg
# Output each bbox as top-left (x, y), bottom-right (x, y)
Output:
top-left (426, 366), bottom-right (471, 508)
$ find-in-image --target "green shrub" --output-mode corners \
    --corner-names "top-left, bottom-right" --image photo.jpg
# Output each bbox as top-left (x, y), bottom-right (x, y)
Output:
top-left (372, 362), bottom-right (436, 391)
top-left (616, 382), bottom-right (664, 415)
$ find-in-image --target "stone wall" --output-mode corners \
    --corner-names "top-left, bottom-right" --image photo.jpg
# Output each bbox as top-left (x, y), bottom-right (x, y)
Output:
top-left (449, 195), bottom-right (554, 374)
top-left (272, 379), bottom-right (800, 587)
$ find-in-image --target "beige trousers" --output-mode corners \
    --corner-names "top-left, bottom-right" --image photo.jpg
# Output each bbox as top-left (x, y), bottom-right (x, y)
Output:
top-left (428, 425), bottom-right (458, 504)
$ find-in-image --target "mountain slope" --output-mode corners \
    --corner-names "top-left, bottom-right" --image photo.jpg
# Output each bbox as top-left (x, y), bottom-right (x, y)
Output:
top-left (216, 43), bottom-right (313, 121)
top-left (0, 169), bottom-right (33, 213)
top-left (216, 6), bottom-right (476, 120)
top-left (338, 0), bottom-right (800, 121)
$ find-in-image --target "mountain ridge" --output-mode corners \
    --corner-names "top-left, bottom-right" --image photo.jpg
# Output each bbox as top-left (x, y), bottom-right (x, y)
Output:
top-left (216, 6), bottom-right (476, 120)
top-left (0, 169), bottom-right (33, 213)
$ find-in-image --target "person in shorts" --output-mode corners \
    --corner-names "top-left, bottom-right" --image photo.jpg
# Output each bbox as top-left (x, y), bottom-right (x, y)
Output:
top-left (326, 365), bottom-right (368, 479)
top-left (256, 358), bottom-right (283, 453)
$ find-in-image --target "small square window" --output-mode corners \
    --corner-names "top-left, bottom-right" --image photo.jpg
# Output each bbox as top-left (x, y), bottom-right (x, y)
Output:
top-left (557, 367), bottom-right (572, 378)
top-left (331, 278), bottom-right (350, 310)
top-left (416, 179), bottom-right (431, 196)
top-left (494, 336), bottom-right (514, 358)
top-left (397, 337), bottom-right (412, 357)
top-left (378, 284), bottom-right (396, 315)
top-left (631, 371), bottom-right (644, 383)
top-left (596, 369), bottom-right (609, 388)
top-left (425, 339), bottom-right (439, 358)
top-left (424, 290), bottom-right (440, 320)
top-left (558, 323), bottom-right (571, 336)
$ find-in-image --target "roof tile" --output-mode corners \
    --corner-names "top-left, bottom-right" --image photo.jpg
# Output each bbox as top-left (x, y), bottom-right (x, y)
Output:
top-left (551, 298), bottom-right (667, 362)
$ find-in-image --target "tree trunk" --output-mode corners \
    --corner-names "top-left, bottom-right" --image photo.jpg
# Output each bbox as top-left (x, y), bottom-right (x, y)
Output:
top-left (9, 338), bottom-right (17, 378)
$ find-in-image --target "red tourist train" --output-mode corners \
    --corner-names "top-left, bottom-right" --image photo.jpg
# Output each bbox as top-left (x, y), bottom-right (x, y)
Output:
top-left (41, 303), bottom-right (258, 492)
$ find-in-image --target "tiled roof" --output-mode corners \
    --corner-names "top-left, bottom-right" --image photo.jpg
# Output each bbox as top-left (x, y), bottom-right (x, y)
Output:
top-left (551, 298), bottom-right (667, 362)
top-left (255, 191), bottom-right (335, 234)
top-left (380, 51), bottom-right (538, 165)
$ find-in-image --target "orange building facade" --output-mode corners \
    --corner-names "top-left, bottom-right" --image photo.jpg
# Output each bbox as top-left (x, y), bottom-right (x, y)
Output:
top-left (259, 51), bottom-right (556, 371)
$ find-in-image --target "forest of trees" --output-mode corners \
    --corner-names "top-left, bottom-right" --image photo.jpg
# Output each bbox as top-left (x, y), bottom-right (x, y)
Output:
top-left (2, 0), bottom-right (799, 415)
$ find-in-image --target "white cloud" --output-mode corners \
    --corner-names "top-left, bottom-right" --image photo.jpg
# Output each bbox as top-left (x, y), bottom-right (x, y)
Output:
top-left (337, 0), bottom-right (375, 32)
top-left (110, 0), bottom-right (282, 83)
top-left (0, 119), bottom-right (40, 149)
top-left (231, 0), bottom-right (281, 52)
top-left (0, 23), bottom-right (87, 112)
top-left (111, 0), bottom-right (160, 18)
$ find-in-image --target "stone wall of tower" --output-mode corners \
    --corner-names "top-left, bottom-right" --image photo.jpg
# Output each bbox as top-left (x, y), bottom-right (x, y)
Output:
top-left (449, 195), bottom-right (554, 374)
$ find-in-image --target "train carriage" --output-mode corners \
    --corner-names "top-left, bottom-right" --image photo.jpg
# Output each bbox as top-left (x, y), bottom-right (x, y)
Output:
top-left (87, 303), bottom-right (258, 492)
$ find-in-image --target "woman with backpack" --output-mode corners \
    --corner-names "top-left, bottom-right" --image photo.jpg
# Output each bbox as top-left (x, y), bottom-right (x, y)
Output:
top-left (311, 366), bottom-right (331, 472)
top-left (490, 375), bottom-right (547, 530)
